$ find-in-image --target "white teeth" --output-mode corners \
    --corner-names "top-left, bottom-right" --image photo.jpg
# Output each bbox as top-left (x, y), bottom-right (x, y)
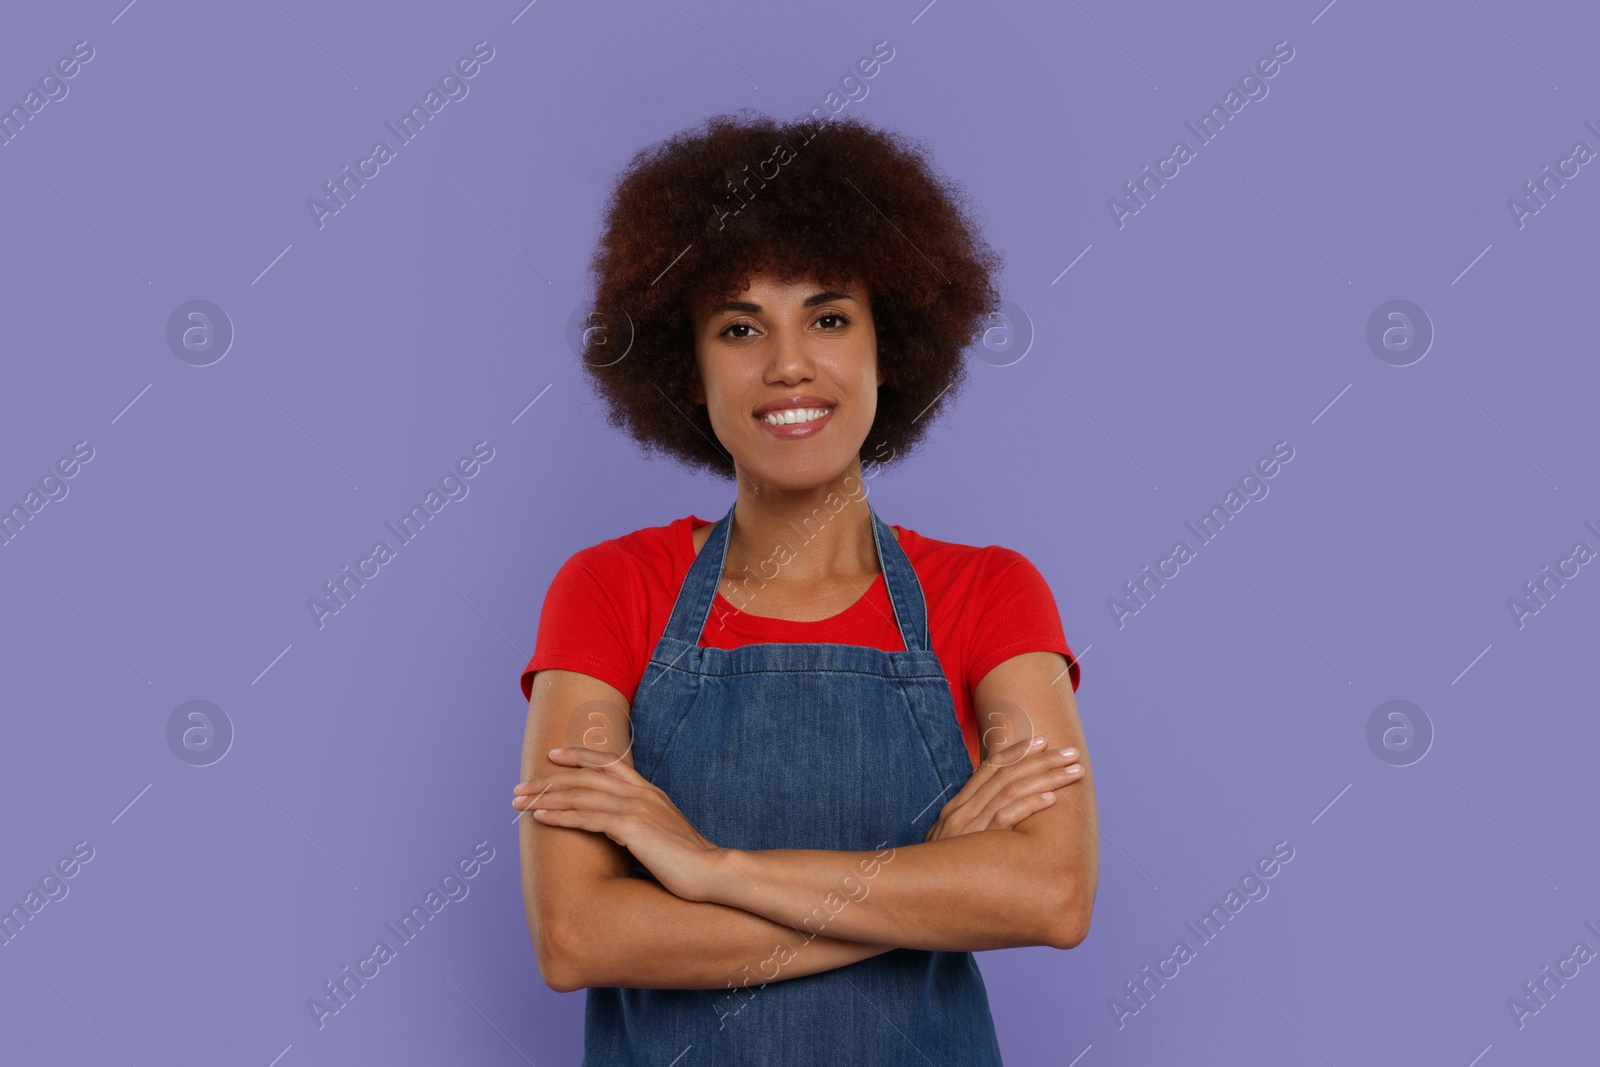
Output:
top-left (759, 407), bottom-right (831, 425)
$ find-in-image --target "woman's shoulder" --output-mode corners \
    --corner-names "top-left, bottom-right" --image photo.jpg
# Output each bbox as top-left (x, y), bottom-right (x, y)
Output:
top-left (896, 524), bottom-right (1043, 584)
top-left (554, 514), bottom-right (701, 580)
top-left (899, 523), bottom-right (1073, 688)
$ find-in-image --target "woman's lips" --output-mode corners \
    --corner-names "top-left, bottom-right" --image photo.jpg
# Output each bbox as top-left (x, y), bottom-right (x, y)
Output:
top-left (754, 406), bottom-right (835, 439)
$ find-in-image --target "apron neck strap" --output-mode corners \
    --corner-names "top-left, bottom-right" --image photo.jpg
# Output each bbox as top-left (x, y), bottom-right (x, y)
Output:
top-left (660, 498), bottom-right (930, 653)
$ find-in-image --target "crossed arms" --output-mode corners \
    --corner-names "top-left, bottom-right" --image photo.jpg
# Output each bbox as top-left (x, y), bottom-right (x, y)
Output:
top-left (516, 650), bottom-right (1098, 993)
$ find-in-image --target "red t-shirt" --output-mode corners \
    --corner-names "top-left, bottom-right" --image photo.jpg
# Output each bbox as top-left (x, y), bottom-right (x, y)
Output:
top-left (520, 515), bottom-right (1080, 769)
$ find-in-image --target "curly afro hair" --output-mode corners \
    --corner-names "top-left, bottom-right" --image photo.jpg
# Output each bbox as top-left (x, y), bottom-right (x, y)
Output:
top-left (578, 109), bottom-right (1004, 481)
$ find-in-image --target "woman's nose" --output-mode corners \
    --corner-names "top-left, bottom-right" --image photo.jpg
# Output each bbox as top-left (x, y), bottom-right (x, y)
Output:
top-left (764, 333), bottom-right (816, 384)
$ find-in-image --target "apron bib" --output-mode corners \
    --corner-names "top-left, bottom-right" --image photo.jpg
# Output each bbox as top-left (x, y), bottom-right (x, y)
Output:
top-left (581, 500), bottom-right (1006, 1066)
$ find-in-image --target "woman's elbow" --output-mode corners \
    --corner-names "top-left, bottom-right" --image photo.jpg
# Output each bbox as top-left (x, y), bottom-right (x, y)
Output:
top-left (540, 962), bottom-right (583, 995)
top-left (1042, 875), bottom-right (1094, 950)
top-left (1047, 908), bottom-right (1091, 951)
top-left (530, 907), bottom-right (587, 993)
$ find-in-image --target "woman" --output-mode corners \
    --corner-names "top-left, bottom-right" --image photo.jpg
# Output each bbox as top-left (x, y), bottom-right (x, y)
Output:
top-left (513, 111), bottom-right (1097, 1066)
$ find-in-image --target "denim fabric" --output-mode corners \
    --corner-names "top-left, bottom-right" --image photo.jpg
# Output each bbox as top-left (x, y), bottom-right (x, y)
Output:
top-left (582, 500), bottom-right (1005, 1066)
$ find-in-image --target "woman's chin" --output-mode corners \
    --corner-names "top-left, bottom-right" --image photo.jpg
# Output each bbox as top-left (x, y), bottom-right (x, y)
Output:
top-left (736, 452), bottom-right (862, 494)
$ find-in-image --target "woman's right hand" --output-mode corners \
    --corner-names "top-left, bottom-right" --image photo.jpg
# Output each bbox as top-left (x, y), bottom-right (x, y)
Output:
top-left (924, 735), bottom-right (1083, 843)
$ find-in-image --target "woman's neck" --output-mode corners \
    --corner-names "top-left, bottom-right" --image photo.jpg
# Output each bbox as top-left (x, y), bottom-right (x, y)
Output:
top-left (691, 467), bottom-right (896, 620)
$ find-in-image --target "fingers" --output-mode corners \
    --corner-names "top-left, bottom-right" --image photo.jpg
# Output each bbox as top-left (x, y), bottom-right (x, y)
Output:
top-left (513, 781), bottom-right (633, 814)
top-left (547, 746), bottom-right (648, 784)
top-left (982, 733), bottom-right (1047, 770)
top-left (524, 748), bottom-right (649, 790)
top-left (966, 757), bottom-right (1086, 832)
top-left (513, 767), bottom-right (634, 805)
top-left (943, 734), bottom-right (1048, 809)
top-left (527, 806), bottom-right (619, 836)
top-left (960, 745), bottom-right (1082, 816)
top-left (512, 769), bottom-right (582, 796)
top-left (991, 762), bottom-right (1084, 799)
top-left (989, 791), bottom-right (1057, 830)
top-left (976, 763), bottom-right (1082, 822)
top-left (926, 740), bottom-right (1086, 839)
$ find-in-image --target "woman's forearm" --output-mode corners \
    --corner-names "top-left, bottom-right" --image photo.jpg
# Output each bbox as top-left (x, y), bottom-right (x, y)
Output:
top-left (708, 832), bottom-right (1081, 953)
top-left (545, 872), bottom-right (895, 992)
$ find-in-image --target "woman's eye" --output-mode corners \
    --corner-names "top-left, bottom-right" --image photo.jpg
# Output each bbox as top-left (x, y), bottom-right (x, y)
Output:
top-left (720, 315), bottom-right (847, 338)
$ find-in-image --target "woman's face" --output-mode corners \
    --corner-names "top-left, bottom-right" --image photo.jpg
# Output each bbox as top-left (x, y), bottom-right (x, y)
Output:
top-left (690, 272), bottom-right (883, 492)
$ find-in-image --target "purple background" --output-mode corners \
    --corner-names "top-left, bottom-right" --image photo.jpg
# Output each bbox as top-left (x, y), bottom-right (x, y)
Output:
top-left (3, 1), bottom-right (1597, 1064)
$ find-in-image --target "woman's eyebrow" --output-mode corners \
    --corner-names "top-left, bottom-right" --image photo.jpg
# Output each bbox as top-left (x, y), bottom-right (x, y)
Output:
top-left (718, 290), bottom-right (857, 313)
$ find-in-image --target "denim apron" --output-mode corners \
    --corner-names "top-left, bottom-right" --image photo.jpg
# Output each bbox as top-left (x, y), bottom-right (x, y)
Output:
top-left (582, 499), bottom-right (1006, 1066)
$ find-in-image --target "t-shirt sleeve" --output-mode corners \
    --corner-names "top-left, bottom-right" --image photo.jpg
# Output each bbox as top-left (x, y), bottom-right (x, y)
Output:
top-left (967, 550), bottom-right (1081, 694)
top-left (519, 545), bottom-right (639, 705)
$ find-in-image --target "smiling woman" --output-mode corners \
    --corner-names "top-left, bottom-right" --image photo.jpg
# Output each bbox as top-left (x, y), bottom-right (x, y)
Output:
top-left (515, 110), bottom-right (1096, 1067)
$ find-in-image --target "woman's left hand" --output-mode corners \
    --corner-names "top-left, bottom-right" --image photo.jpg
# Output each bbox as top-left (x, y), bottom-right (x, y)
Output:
top-left (513, 747), bottom-right (729, 903)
